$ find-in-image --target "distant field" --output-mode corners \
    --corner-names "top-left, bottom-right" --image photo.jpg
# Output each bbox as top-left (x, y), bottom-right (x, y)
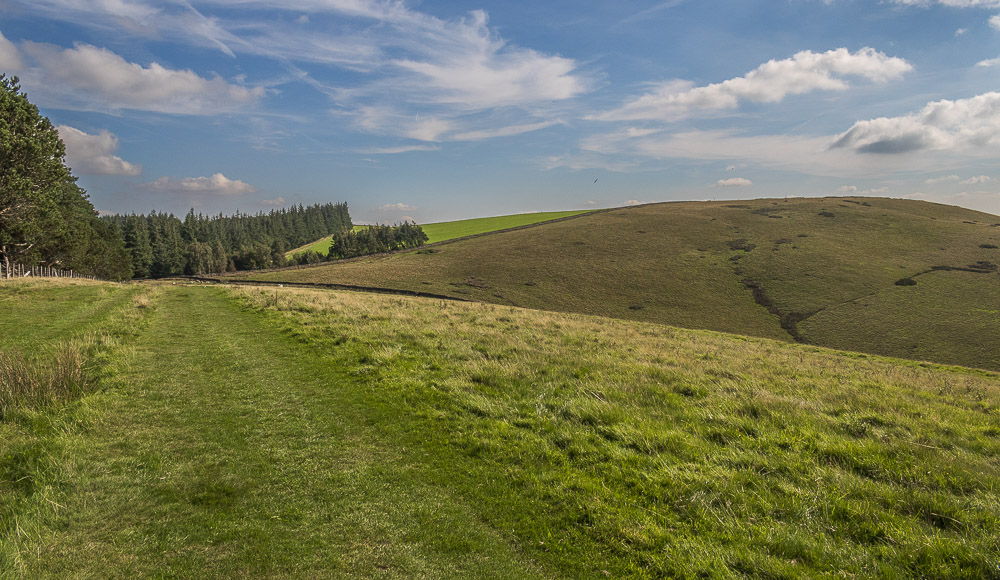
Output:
top-left (253, 197), bottom-right (1000, 371)
top-left (286, 210), bottom-right (592, 257)
top-left (3, 280), bottom-right (999, 577)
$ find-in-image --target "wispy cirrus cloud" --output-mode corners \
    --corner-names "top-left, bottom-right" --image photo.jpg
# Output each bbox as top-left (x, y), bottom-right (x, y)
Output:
top-left (590, 48), bottom-right (911, 122)
top-left (6, 0), bottom-right (588, 141)
top-left (57, 125), bottom-right (142, 176)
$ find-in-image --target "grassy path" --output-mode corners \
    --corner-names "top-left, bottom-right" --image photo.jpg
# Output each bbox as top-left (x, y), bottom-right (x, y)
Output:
top-left (24, 286), bottom-right (541, 577)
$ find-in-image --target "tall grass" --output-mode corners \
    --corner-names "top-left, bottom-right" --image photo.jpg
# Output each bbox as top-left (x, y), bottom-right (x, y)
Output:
top-left (0, 345), bottom-right (88, 418)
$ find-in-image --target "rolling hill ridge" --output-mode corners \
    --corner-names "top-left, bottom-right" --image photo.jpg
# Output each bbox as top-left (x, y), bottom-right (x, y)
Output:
top-left (248, 196), bottom-right (1000, 371)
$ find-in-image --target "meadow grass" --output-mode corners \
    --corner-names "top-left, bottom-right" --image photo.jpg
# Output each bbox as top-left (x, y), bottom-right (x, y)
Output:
top-left (286, 210), bottom-right (592, 257)
top-left (4, 280), bottom-right (999, 577)
top-left (255, 197), bottom-right (1000, 371)
top-left (227, 285), bottom-right (1000, 578)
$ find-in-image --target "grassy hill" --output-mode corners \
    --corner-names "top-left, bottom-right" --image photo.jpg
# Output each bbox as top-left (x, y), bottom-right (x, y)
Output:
top-left (286, 210), bottom-right (592, 257)
top-left (2, 279), bottom-right (999, 577)
top-left (249, 197), bottom-right (1000, 371)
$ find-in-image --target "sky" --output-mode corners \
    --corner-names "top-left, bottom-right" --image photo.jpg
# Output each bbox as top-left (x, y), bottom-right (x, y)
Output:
top-left (1, 0), bottom-right (999, 223)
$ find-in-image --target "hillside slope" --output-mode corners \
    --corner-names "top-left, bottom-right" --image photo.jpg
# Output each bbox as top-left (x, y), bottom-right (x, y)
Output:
top-left (286, 210), bottom-right (592, 257)
top-left (249, 197), bottom-right (1000, 371)
top-left (4, 281), bottom-right (999, 577)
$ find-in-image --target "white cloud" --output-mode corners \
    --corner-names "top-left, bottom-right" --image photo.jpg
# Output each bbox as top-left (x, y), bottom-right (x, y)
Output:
top-left (390, 11), bottom-right (584, 108)
top-left (831, 91), bottom-right (1000, 155)
top-left (403, 117), bottom-right (455, 142)
top-left (960, 175), bottom-right (994, 184)
top-left (0, 32), bottom-right (23, 71)
top-left (57, 125), bottom-right (142, 176)
top-left (583, 200), bottom-right (598, 206)
top-left (450, 120), bottom-right (562, 141)
top-left (357, 144), bottom-right (440, 154)
top-left (623, 199), bottom-right (644, 206)
top-left (992, 13), bottom-right (1000, 28)
top-left (591, 48), bottom-right (911, 122)
top-left (977, 57), bottom-right (1000, 67)
top-left (926, 174), bottom-right (961, 183)
top-left (378, 202), bottom-right (416, 212)
top-left (143, 173), bottom-right (257, 195)
top-left (715, 177), bottom-right (752, 187)
top-left (569, 127), bottom-right (943, 178)
top-left (956, 27), bottom-right (969, 35)
top-left (261, 196), bottom-right (286, 206)
top-left (889, 1), bottom-right (1000, 7)
top-left (12, 40), bottom-right (265, 114)
top-left (837, 185), bottom-right (858, 193)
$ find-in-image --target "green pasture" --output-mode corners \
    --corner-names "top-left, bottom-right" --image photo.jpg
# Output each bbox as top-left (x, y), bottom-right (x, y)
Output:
top-left (286, 210), bottom-right (592, 257)
top-left (2, 279), bottom-right (998, 577)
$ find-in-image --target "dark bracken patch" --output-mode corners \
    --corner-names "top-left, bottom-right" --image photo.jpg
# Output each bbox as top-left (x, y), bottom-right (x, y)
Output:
top-left (895, 278), bottom-right (917, 286)
top-left (818, 211), bottom-right (835, 218)
top-left (726, 239), bottom-right (756, 252)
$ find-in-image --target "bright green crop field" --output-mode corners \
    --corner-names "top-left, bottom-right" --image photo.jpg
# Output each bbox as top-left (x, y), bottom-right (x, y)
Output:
top-left (2, 278), bottom-right (1000, 577)
top-left (286, 210), bottom-right (592, 257)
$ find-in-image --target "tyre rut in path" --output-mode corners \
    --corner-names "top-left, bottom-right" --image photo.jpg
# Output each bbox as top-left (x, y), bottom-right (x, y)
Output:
top-left (25, 285), bottom-right (540, 578)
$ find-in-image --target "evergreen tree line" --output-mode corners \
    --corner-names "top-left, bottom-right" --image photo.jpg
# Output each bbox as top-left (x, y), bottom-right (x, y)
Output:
top-left (0, 75), bottom-right (132, 281)
top-left (103, 203), bottom-right (352, 277)
top-left (327, 222), bottom-right (428, 260)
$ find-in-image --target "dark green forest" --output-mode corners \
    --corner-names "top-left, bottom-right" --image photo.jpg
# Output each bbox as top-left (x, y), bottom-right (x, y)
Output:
top-left (103, 204), bottom-right (352, 277)
top-left (0, 74), bottom-right (355, 280)
top-left (327, 222), bottom-right (428, 259)
top-left (0, 75), bottom-right (132, 280)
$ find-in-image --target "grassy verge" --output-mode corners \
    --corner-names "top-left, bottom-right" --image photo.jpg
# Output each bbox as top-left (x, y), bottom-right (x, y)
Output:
top-left (0, 279), bottom-right (159, 574)
top-left (229, 285), bottom-right (1000, 578)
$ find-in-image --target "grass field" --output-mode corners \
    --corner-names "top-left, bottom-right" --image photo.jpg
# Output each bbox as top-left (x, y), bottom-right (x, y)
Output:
top-left (254, 197), bottom-right (1000, 372)
top-left (286, 210), bottom-right (592, 257)
top-left (2, 279), bottom-right (1000, 577)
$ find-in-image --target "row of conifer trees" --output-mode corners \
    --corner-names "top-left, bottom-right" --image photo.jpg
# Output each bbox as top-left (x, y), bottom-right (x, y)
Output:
top-left (103, 203), bottom-right (352, 277)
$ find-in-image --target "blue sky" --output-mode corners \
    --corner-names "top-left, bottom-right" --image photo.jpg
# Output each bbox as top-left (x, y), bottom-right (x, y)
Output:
top-left (1, 0), bottom-right (999, 222)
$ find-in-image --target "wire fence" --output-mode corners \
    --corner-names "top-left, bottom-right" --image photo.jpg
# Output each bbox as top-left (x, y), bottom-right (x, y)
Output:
top-left (1, 263), bottom-right (103, 281)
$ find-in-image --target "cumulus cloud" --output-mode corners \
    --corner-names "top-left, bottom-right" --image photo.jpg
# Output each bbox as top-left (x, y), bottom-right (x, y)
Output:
top-left (623, 199), bottom-right (644, 206)
top-left (8, 38), bottom-right (264, 114)
top-left (261, 196), bottom-right (286, 206)
top-left (837, 185), bottom-right (858, 193)
top-left (977, 57), bottom-right (1000, 67)
top-left (992, 13), bottom-right (1000, 28)
top-left (831, 91), bottom-right (1000, 155)
top-left (715, 177), bottom-right (752, 187)
top-left (592, 48), bottom-right (911, 122)
top-left (960, 175), bottom-right (994, 184)
top-left (57, 125), bottom-right (142, 176)
top-left (143, 173), bottom-right (257, 195)
top-left (378, 202), bottom-right (416, 212)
